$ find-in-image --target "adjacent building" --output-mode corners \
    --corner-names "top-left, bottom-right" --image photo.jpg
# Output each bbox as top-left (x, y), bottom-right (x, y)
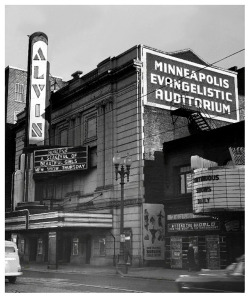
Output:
top-left (5, 32), bottom-right (244, 268)
top-left (162, 121), bottom-right (244, 269)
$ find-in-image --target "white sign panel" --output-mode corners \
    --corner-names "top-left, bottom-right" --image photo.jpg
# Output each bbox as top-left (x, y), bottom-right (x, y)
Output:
top-left (143, 203), bottom-right (165, 260)
top-left (28, 34), bottom-right (48, 145)
top-left (142, 47), bottom-right (239, 123)
top-left (192, 166), bottom-right (245, 213)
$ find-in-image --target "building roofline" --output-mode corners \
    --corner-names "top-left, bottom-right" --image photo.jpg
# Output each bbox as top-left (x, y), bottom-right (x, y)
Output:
top-left (6, 65), bottom-right (27, 72)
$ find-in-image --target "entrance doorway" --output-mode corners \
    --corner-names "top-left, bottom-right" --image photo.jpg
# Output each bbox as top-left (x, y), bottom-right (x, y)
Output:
top-left (86, 235), bottom-right (91, 264)
top-left (58, 236), bottom-right (71, 263)
top-left (29, 238), bottom-right (37, 261)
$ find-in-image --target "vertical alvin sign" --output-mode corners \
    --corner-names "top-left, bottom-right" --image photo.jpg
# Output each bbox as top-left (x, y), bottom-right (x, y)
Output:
top-left (26, 32), bottom-right (49, 145)
top-left (143, 204), bottom-right (165, 260)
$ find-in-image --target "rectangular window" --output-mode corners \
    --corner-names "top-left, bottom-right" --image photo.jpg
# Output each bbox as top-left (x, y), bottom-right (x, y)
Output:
top-left (93, 236), bottom-right (106, 256)
top-left (179, 165), bottom-right (192, 194)
top-left (86, 116), bottom-right (97, 139)
top-left (99, 238), bottom-right (106, 256)
top-left (72, 238), bottom-right (79, 255)
top-left (60, 129), bottom-right (68, 146)
top-left (37, 239), bottom-right (43, 255)
top-left (15, 83), bottom-right (24, 102)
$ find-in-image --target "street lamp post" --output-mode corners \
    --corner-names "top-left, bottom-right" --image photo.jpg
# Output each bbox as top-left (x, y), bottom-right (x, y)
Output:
top-left (113, 153), bottom-right (132, 265)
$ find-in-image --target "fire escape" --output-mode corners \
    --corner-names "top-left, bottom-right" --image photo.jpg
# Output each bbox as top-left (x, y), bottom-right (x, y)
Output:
top-left (171, 105), bottom-right (216, 134)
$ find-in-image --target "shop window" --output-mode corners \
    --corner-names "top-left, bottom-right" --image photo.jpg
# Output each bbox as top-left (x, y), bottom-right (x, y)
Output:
top-left (72, 238), bottom-right (79, 255)
top-left (37, 239), bottom-right (43, 255)
top-left (93, 236), bottom-right (106, 256)
top-left (19, 240), bottom-right (25, 254)
top-left (179, 165), bottom-right (192, 194)
top-left (15, 83), bottom-right (24, 102)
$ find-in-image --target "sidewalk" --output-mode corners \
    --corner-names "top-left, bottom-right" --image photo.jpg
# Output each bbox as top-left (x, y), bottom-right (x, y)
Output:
top-left (22, 263), bottom-right (187, 281)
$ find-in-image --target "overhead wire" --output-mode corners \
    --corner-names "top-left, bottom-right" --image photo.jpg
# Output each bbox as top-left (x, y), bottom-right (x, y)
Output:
top-left (21, 48), bottom-right (244, 150)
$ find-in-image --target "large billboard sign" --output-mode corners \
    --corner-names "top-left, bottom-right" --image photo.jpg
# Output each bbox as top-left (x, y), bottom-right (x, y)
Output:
top-left (27, 32), bottom-right (49, 145)
top-left (192, 166), bottom-right (244, 213)
top-left (142, 48), bottom-right (239, 123)
top-left (34, 146), bottom-right (88, 174)
top-left (143, 204), bottom-right (165, 260)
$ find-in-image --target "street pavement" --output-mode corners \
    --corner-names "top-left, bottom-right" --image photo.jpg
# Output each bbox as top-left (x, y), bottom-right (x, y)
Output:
top-left (21, 263), bottom-right (188, 281)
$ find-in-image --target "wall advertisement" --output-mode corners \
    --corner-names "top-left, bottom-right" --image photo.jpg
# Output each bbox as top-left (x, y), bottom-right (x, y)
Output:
top-left (192, 166), bottom-right (245, 213)
top-left (142, 47), bottom-right (239, 123)
top-left (143, 203), bottom-right (165, 260)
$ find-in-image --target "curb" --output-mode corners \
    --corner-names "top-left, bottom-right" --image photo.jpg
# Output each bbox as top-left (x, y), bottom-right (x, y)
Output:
top-left (22, 267), bottom-right (177, 281)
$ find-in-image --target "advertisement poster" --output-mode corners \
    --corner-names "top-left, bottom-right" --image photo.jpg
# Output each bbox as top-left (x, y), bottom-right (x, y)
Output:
top-left (143, 203), bottom-right (165, 260)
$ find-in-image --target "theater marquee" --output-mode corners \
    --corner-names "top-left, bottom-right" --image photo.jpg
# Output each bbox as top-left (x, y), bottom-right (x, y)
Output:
top-left (142, 48), bottom-right (239, 123)
top-left (192, 166), bottom-right (245, 213)
top-left (34, 146), bottom-right (88, 174)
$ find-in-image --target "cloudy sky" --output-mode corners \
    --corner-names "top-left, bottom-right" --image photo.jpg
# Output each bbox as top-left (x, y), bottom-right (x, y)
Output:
top-left (4, 2), bottom-right (245, 81)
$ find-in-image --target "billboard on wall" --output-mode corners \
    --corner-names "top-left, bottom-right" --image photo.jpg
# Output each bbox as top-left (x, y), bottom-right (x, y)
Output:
top-left (143, 204), bottom-right (165, 260)
top-left (192, 166), bottom-right (245, 213)
top-left (34, 146), bottom-right (88, 174)
top-left (142, 48), bottom-right (239, 123)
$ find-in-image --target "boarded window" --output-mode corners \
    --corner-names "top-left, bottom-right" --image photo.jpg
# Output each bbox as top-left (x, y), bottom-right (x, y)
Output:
top-left (86, 117), bottom-right (97, 139)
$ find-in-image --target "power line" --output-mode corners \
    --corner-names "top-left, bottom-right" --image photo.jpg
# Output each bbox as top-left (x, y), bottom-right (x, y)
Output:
top-left (21, 48), bottom-right (244, 149)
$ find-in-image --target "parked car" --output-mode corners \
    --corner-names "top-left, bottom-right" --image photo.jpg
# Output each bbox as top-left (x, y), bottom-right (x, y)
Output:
top-left (176, 255), bottom-right (244, 292)
top-left (5, 240), bottom-right (23, 283)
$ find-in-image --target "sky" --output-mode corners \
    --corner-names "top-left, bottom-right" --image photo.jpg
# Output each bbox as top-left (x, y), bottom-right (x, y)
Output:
top-left (4, 2), bottom-right (246, 81)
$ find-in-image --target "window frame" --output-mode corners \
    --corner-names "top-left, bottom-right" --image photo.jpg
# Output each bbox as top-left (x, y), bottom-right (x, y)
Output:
top-left (178, 165), bottom-right (192, 195)
top-left (15, 83), bottom-right (25, 102)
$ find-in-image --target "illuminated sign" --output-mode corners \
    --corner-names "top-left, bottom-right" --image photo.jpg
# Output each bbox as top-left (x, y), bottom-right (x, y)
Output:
top-left (27, 32), bottom-right (48, 145)
top-left (142, 48), bottom-right (239, 123)
top-left (34, 146), bottom-right (88, 174)
top-left (168, 221), bottom-right (220, 232)
top-left (143, 203), bottom-right (165, 260)
top-left (192, 166), bottom-right (245, 213)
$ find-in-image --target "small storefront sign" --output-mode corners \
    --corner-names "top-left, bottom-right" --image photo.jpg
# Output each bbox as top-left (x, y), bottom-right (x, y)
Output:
top-left (168, 221), bottom-right (220, 232)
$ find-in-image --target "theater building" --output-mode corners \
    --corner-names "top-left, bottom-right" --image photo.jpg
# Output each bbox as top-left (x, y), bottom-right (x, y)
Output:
top-left (5, 32), bottom-right (244, 268)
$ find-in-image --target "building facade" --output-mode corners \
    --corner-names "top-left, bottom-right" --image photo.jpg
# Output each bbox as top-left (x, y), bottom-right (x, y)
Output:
top-left (5, 34), bottom-right (244, 268)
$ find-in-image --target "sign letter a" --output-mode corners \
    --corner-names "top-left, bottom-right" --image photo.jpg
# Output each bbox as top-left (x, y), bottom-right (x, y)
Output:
top-left (33, 48), bottom-right (46, 60)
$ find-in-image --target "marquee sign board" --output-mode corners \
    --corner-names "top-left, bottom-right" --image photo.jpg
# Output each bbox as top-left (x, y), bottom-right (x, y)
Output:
top-left (27, 32), bottom-right (49, 145)
top-left (142, 48), bottom-right (239, 123)
top-left (34, 146), bottom-right (88, 174)
top-left (192, 166), bottom-right (245, 213)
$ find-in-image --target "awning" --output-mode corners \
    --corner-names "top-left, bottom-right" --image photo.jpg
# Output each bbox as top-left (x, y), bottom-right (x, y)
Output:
top-left (5, 211), bottom-right (113, 231)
